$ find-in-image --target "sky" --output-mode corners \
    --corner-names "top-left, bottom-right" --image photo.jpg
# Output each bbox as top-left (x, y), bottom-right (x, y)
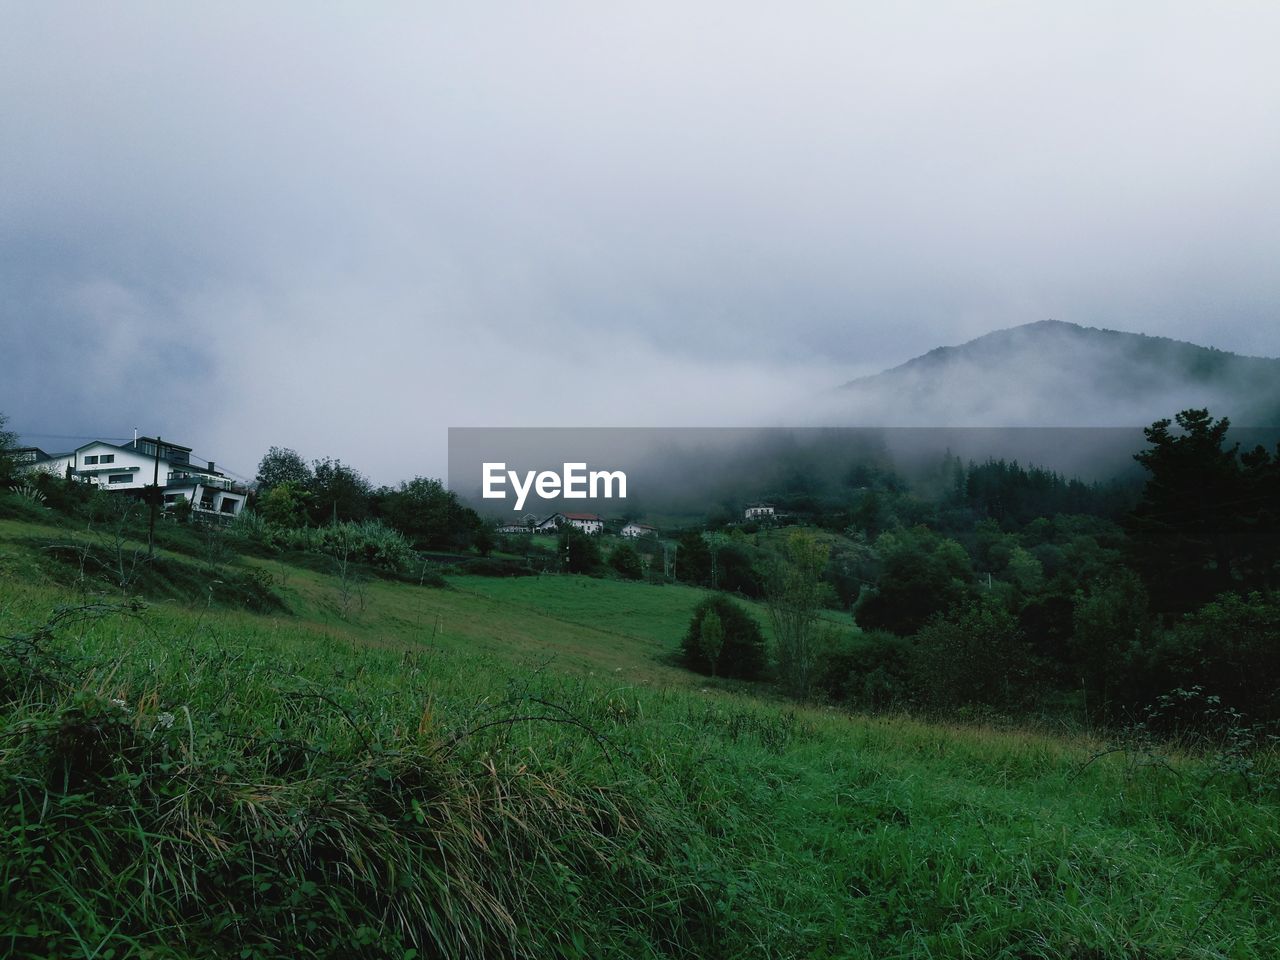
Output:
top-left (3, 2), bottom-right (1279, 483)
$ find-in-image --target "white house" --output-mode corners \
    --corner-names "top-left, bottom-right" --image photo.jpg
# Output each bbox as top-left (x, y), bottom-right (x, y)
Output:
top-left (535, 512), bottom-right (604, 535)
top-left (620, 521), bottom-right (656, 538)
top-left (17, 436), bottom-right (247, 519)
top-left (496, 520), bottom-right (532, 535)
top-left (564, 513), bottom-right (604, 534)
top-left (744, 502), bottom-right (776, 520)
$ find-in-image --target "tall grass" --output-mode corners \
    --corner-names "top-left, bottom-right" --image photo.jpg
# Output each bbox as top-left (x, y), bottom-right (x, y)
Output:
top-left (1, 529), bottom-right (1278, 958)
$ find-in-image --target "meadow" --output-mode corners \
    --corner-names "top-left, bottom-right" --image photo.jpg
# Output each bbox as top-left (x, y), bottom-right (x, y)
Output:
top-left (1, 516), bottom-right (1276, 959)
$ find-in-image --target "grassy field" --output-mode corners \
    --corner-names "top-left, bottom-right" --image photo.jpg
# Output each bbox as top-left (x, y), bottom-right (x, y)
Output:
top-left (1, 516), bottom-right (1277, 959)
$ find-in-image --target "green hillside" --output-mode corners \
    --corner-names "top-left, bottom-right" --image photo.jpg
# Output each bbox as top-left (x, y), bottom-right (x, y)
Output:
top-left (1, 516), bottom-right (1277, 959)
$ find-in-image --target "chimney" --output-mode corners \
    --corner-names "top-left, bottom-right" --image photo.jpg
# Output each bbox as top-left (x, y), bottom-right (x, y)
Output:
top-left (208, 461), bottom-right (215, 473)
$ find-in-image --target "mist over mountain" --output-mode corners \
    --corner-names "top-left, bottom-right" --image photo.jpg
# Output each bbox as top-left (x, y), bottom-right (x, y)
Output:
top-left (836, 320), bottom-right (1280, 427)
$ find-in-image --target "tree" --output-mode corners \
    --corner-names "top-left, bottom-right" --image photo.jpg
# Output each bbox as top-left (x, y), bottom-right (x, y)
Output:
top-left (0, 412), bottom-right (18, 486)
top-left (914, 601), bottom-right (1033, 710)
top-left (255, 446), bottom-right (313, 492)
top-left (1129, 409), bottom-right (1278, 611)
top-left (698, 609), bottom-right (725, 677)
top-left (472, 525), bottom-right (495, 557)
top-left (1158, 591), bottom-right (1280, 721)
top-left (765, 531), bottom-right (831, 699)
top-left (1070, 570), bottom-right (1151, 712)
top-left (680, 596), bottom-right (767, 680)
top-left (377, 477), bottom-right (482, 551)
top-left (674, 531), bottom-right (713, 586)
top-left (855, 527), bottom-right (973, 635)
top-left (309, 458), bottom-right (373, 524)
top-left (715, 542), bottom-right (763, 597)
top-left (558, 524), bottom-right (602, 575)
top-left (258, 480), bottom-right (312, 528)
top-left (1006, 545), bottom-right (1045, 595)
top-left (609, 542), bottom-right (644, 580)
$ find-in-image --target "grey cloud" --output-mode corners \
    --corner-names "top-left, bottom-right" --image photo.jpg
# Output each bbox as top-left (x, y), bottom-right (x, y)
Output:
top-left (2, 2), bottom-right (1279, 481)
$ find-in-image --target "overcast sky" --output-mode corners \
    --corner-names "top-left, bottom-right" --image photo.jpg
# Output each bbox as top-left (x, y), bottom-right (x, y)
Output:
top-left (3, 3), bottom-right (1279, 482)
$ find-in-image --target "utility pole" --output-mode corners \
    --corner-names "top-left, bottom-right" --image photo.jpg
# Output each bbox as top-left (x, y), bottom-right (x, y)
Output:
top-left (147, 435), bottom-right (161, 559)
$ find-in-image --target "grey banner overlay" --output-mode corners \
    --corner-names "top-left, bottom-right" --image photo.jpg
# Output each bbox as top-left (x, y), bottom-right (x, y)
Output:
top-left (448, 426), bottom-right (1280, 521)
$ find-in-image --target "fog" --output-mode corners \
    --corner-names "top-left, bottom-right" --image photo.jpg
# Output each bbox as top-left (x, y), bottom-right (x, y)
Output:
top-left (3, 3), bottom-right (1279, 483)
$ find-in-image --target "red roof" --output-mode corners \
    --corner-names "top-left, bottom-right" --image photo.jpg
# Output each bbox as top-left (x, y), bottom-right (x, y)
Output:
top-left (563, 513), bottom-right (602, 521)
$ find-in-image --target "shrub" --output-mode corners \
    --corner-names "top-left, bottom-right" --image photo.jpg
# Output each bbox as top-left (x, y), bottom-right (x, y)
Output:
top-left (855, 527), bottom-right (973, 635)
top-left (558, 525), bottom-right (602, 576)
top-left (680, 596), bottom-right (767, 681)
top-left (1153, 591), bottom-right (1280, 722)
top-left (608, 543), bottom-right (644, 580)
top-left (913, 601), bottom-right (1036, 711)
top-left (817, 631), bottom-right (916, 710)
top-left (250, 520), bottom-right (415, 573)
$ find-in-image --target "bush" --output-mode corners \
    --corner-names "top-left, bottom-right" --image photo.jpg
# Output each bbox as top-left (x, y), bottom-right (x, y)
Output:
top-left (608, 543), bottom-right (644, 580)
top-left (855, 527), bottom-right (973, 635)
top-left (680, 596), bottom-right (767, 681)
top-left (1152, 591), bottom-right (1280, 722)
top-left (558, 525), bottom-right (602, 576)
top-left (913, 601), bottom-right (1036, 711)
top-left (817, 631), bottom-right (916, 710)
top-left (246, 520), bottom-right (415, 573)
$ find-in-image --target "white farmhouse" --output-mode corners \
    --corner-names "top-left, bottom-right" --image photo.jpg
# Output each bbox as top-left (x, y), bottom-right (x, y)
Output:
top-left (535, 512), bottom-right (604, 535)
top-left (565, 513), bottom-right (604, 534)
top-left (17, 436), bottom-right (247, 519)
top-left (744, 502), bottom-right (776, 520)
top-left (620, 521), bottom-right (656, 538)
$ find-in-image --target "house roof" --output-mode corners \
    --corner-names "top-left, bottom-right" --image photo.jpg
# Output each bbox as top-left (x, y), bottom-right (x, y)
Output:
top-left (11, 447), bottom-right (53, 460)
top-left (623, 522), bottom-right (654, 529)
top-left (71, 439), bottom-right (224, 477)
top-left (562, 513), bottom-right (603, 521)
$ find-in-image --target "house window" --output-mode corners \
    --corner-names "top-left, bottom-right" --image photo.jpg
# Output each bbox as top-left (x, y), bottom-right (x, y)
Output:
top-left (108, 474), bottom-right (131, 484)
top-left (220, 498), bottom-right (238, 514)
top-left (99, 454), bottom-right (114, 463)
top-left (83, 455), bottom-right (99, 465)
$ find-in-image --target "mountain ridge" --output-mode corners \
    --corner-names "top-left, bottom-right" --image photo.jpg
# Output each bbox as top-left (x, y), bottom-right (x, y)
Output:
top-left (837, 320), bottom-right (1280, 427)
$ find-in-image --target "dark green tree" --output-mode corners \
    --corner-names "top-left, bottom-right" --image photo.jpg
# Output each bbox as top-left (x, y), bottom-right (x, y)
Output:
top-left (674, 531), bottom-right (713, 586)
top-left (715, 542), bottom-right (762, 597)
top-left (608, 542), bottom-right (644, 580)
top-left (680, 595), bottom-right (767, 680)
top-left (558, 524), bottom-right (602, 575)
top-left (0, 412), bottom-right (18, 486)
top-left (377, 477), bottom-right (481, 551)
top-left (1157, 591), bottom-right (1280, 721)
top-left (1128, 409), bottom-right (1277, 611)
top-left (699, 609), bottom-right (725, 677)
top-left (1069, 570), bottom-right (1151, 712)
top-left (914, 601), bottom-right (1034, 710)
top-left (308, 458), bottom-right (373, 524)
top-left (855, 527), bottom-right (973, 635)
top-left (255, 446), bottom-right (313, 492)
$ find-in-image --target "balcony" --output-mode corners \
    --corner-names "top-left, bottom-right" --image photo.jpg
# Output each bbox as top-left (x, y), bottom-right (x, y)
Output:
top-left (167, 471), bottom-right (233, 491)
